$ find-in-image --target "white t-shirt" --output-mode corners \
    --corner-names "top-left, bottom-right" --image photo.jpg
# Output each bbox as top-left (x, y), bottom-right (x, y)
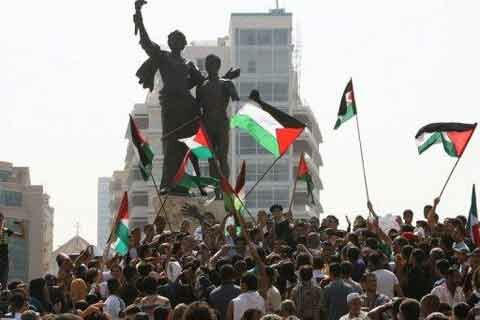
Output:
top-left (232, 291), bottom-right (266, 320)
top-left (373, 269), bottom-right (399, 298)
top-left (339, 311), bottom-right (370, 320)
top-left (104, 294), bottom-right (126, 320)
top-left (266, 286), bottom-right (282, 313)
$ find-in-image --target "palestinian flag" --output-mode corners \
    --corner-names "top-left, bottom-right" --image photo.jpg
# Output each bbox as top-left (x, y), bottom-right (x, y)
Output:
top-left (129, 115), bottom-right (154, 180)
top-left (415, 122), bottom-right (477, 158)
top-left (232, 161), bottom-right (247, 214)
top-left (221, 175), bottom-right (239, 214)
top-left (178, 124), bottom-right (213, 160)
top-left (468, 185), bottom-right (480, 246)
top-left (231, 90), bottom-right (306, 157)
top-left (297, 153), bottom-right (315, 204)
top-left (172, 151), bottom-right (218, 191)
top-left (112, 192), bottom-right (129, 256)
top-left (334, 79), bottom-right (357, 130)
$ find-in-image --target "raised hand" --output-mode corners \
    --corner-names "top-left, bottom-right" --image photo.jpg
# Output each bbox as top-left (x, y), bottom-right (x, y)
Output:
top-left (223, 67), bottom-right (241, 80)
top-left (135, 0), bottom-right (147, 11)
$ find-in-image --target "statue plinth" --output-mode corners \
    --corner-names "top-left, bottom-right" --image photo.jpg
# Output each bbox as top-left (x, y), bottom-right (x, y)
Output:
top-left (152, 195), bottom-right (227, 230)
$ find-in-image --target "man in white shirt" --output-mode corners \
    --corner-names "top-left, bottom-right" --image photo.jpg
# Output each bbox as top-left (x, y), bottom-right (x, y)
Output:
top-left (369, 252), bottom-right (403, 298)
top-left (265, 267), bottom-right (281, 313)
top-left (227, 273), bottom-right (265, 320)
top-left (431, 267), bottom-right (465, 307)
top-left (104, 278), bottom-right (126, 320)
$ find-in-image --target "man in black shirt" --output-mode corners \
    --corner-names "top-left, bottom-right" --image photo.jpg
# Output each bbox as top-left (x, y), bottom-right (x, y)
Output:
top-left (0, 212), bottom-right (25, 289)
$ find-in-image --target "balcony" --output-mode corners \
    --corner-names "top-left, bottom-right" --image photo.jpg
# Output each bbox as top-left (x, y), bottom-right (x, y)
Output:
top-left (293, 140), bottom-right (322, 167)
top-left (293, 107), bottom-right (322, 143)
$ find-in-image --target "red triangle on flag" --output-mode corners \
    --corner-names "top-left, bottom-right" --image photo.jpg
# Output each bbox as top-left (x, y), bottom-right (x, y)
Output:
top-left (194, 123), bottom-right (212, 149)
top-left (297, 153), bottom-right (309, 177)
top-left (276, 128), bottom-right (304, 156)
top-left (117, 192), bottom-right (129, 220)
top-left (447, 128), bottom-right (476, 157)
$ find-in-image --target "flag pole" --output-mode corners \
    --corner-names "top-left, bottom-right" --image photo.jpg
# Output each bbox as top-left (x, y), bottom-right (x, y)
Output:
top-left (438, 123), bottom-right (477, 198)
top-left (245, 155), bottom-right (284, 199)
top-left (196, 119), bottom-right (257, 223)
top-left (210, 155), bottom-right (257, 223)
top-left (150, 174), bottom-right (173, 231)
top-left (288, 152), bottom-right (303, 213)
top-left (355, 114), bottom-right (370, 203)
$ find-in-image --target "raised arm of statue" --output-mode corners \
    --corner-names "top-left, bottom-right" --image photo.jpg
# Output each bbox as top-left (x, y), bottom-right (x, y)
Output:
top-left (133, 0), bottom-right (162, 59)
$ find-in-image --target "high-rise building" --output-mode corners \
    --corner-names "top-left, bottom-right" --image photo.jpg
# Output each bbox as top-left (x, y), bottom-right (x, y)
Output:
top-left (113, 6), bottom-right (322, 228)
top-left (0, 161), bottom-right (54, 281)
top-left (97, 177), bottom-right (111, 253)
top-left (229, 8), bottom-right (323, 218)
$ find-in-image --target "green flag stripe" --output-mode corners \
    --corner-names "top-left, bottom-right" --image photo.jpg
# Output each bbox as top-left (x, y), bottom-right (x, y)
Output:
top-left (231, 114), bottom-right (280, 157)
top-left (192, 147), bottom-right (213, 159)
top-left (334, 103), bottom-right (356, 129)
top-left (440, 133), bottom-right (458, 157)
top-left (417, 132), bottom-right (442, 154)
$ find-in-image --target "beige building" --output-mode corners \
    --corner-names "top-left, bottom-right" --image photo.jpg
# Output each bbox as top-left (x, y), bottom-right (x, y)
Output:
top-left (0, 161), bottom-right (54, 281)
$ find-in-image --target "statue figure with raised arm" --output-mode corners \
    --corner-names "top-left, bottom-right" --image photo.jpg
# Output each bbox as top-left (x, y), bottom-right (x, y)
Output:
top-left (133, 0), bottom-right (239, 194)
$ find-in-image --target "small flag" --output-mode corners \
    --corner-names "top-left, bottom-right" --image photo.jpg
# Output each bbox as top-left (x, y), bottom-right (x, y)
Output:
top-left (297, 153), bottom-right (315, 204)
top-left (334, 79), bottom-right (357, 130)
top-left (172, 151), bottom-right (218, 191)
top-left (233, 161), bottom-right (247, 214)
top-left (415, 122), bottom-right (477, 158)
top-left (129, 115), bottom-right (155, 180)
top-left (220, 175), bottom-right (238, 214)
top-left (112, 192), bottom-right (129, 256)
top-left (468, 185), bottom-right (480, 246)
top-left (231, 90), bottom-right (306, 157)
top-left (178, 124), bottom-right (214, 160)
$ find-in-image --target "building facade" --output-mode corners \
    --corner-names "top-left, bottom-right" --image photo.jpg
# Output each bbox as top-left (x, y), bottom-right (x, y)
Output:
top-left (113, 7), bottom-right (322, 228)
top-left (0, 161), bottom-right (54, 281)
top-left (230, 9), bottom-right (323, 217)
top-left (97, 177), bottom-right (112, 254)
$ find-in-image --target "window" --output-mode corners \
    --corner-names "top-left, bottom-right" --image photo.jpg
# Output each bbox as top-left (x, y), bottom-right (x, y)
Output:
top-left (238, 132), bottom-right (257, 155)
top-left (134, 114), bottom-right (149, 130)
top-left (0, 190), bottom-right (22, 207)
top-left (239, 30), bottom-right (256, 46)
top-left (257, 30), bottom-right (272, 46)
top-left (239, 82), bottom-right (256, 100)
top-left (257, 48), bottom-right (273, 73)
top-left (131, 192), bottom-right (149, 207)
top-left (247, 60), bottom-right (256, 73)
top-left (0, 170), bottom-right (11, 182)
top-left (274, 82), bottom-right (289, 102)
top-left (273, 48), bottom-right (290, 73)
top-left (239, 48), bottom-right (257, 74)
top-left (258, 82), bottom-right (273, 101)
top-left (274, 29), bottom-right (289, 46)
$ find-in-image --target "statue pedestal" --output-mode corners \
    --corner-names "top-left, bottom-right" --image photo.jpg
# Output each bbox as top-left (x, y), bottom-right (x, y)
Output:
top-left (152, 195), bottom-right (227, 230)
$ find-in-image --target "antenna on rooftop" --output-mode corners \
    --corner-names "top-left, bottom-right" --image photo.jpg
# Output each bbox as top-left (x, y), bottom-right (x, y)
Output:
top-left (75, 222), bottom-right (80, 237)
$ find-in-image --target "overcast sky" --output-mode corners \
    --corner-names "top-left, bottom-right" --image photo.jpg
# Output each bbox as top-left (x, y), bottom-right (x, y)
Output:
top-left (2, 0), bottom-right (480, 248)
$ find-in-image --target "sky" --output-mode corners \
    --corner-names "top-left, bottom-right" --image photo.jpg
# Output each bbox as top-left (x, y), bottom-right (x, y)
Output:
top-left (1, 0), bottom-right (480, 248)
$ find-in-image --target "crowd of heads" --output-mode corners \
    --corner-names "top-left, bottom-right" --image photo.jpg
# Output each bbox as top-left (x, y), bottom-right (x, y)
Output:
top-left (2, 200), bottom-right (480, 320)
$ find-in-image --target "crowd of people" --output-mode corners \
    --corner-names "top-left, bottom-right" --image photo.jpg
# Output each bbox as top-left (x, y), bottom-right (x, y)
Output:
top-left (1, 197), bottom-right (480, 320)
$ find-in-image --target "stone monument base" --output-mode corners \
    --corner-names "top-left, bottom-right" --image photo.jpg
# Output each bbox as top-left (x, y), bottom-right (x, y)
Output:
top-left (152, 195), bottom-right (227, 231)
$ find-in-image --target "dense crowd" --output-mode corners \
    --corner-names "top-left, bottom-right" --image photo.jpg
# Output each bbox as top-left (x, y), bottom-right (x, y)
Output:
top-left (1, 197), bottom-right (479, 320)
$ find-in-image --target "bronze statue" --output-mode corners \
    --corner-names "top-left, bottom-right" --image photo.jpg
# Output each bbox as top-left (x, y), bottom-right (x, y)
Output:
top-left (133, 0), bottom-right (239, 194)
top-left (197, 54), bottom-right (239, 179)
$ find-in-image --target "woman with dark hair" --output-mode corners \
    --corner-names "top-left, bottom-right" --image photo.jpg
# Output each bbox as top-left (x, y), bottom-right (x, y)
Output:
top-left (29, 278), bottom-right (51, 314)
